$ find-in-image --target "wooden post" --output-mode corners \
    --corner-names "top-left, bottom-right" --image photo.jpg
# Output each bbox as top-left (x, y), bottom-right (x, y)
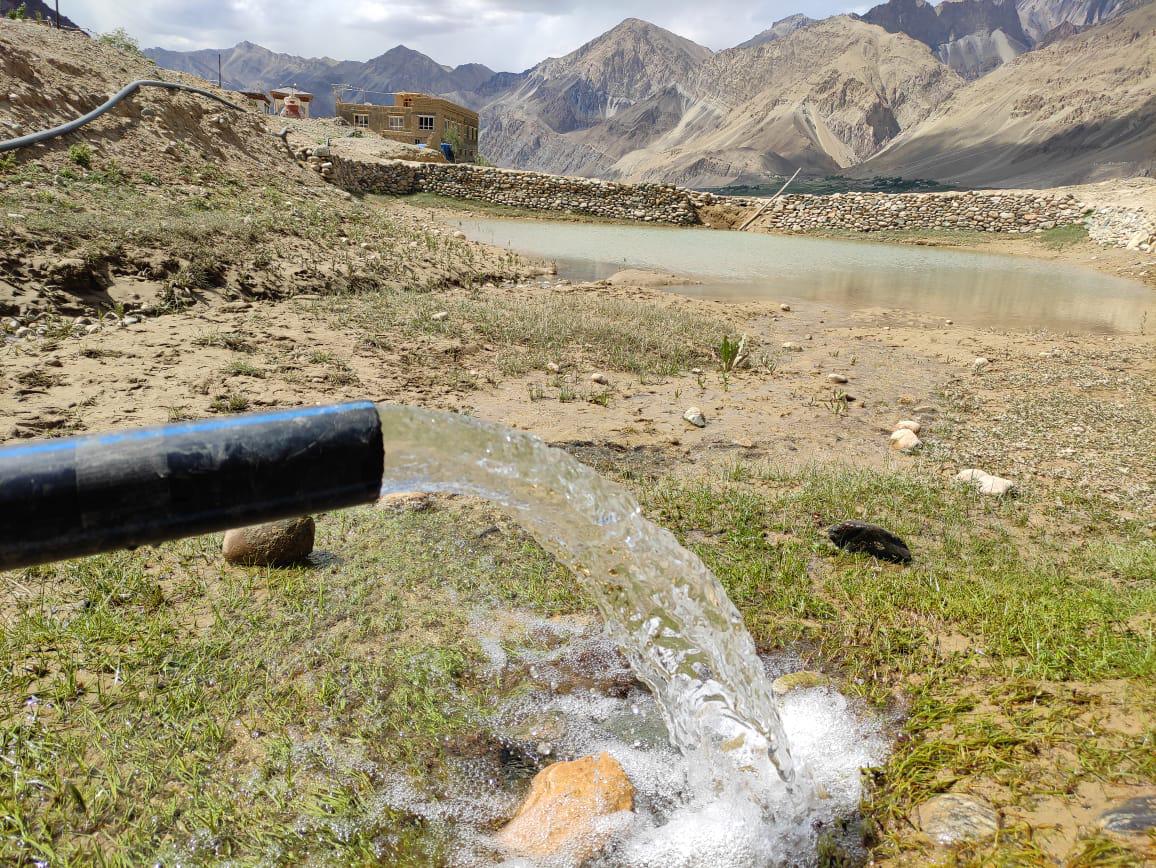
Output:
top-left (218, 53), bottom-right (222, 89)
top-left (737, 168), bottom-right (801, 232)
top-left (55, 0), bottom-right (60, 27)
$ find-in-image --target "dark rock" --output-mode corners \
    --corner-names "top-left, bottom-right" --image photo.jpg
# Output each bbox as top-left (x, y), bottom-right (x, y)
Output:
top-left (827, 520), bottom-right (912, 564)
top-left (1098, 795), bottom-right (1156, 834)
top-left (222, 517), bottom-right (315, 566)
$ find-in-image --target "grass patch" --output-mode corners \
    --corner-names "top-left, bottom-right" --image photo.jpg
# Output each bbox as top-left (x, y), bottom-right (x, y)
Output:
top-left (1038, 223), bottom-right (1089, 250)
top-left (331, 288), bottom-right (730, 377)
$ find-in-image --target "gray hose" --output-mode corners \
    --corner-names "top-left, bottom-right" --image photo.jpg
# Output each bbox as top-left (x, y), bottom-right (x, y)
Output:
top-left (0, 79), bottom-right (246, 154)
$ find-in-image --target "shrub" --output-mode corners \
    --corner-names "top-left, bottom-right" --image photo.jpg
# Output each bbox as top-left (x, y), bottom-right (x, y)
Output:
top-left (98, 27), bottom-right (141, 56)
top-left (67, 144), bottom-right (93, 169)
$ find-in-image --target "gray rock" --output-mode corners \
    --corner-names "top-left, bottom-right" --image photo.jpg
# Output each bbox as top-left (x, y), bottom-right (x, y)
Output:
top-left (890, 429), bottom-right (921, 452)
top-left (590, 372), bottom-right (609, 385)
top-left (916, 794), bottom-right (998, 846)
top-left (827, 373), bottom-right (848, 384)
top-left (683, 406), bottom-right (707, 428)
top-left (222, 517), bottom-right (315, 567)
top-left (431, 311), bottom-right (449, 322)
top-left (1098, 795), bottom-right (1156, 834)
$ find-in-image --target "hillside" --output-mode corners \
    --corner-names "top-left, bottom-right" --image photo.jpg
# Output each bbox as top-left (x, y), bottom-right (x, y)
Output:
top-left (601, 16), bottom-right (964, 186)
top-left (0, 0), bottom-right (78, 27)
top-left (1016, 0), bottom-right (1140, 39)
top-left (144, 42), bottom-right (494, 116)
top-left (860, 0), bottom-right (1156, 186)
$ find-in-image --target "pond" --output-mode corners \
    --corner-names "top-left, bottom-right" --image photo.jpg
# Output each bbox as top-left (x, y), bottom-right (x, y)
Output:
top-left (457, 218), bottom-right (1154, 334)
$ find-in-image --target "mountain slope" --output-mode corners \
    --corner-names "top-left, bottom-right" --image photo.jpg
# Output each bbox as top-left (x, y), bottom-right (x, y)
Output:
top-left (144, 42), bottom-right (494, 115)
top-left (859, 0), bottom-right (1031, 77)
top-left (478, 18), bottom-right (712, 175)
top-left (861, 1), bottom-right (1156, 186)
top-left (0, 0), bottom-right (78, 28)
top-left (1015, 0), bottom-right (1140, 40)
top-left (735, 14), bottom-right (816, 49)
top-left (600, 16), bottom-right (963, 186)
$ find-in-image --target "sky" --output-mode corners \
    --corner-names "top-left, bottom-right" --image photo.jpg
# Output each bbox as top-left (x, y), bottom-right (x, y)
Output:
top-left (63, 1), bottom-right (864, 71)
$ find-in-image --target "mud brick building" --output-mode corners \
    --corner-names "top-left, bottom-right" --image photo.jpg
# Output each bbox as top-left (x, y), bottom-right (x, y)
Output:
top-left (335, 92), bottom-right (479, 162)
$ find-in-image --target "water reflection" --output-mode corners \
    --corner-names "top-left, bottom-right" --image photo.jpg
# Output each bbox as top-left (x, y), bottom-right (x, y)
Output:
top-left (460, 219), bottom-right (1154, 334)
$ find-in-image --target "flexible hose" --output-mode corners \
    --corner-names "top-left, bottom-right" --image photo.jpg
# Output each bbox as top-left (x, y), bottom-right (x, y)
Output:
top-left (0, 79), bottom-right (246, 154)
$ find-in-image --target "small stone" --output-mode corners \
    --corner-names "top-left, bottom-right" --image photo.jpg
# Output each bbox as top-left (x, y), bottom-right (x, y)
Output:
top-left (781, 342), bottom-right (803, 352)
top-left (431, 311), bottom-right (449, 322)
top-left (890, 429), bottom-right (921, 452)
top-left (945, 319), bottom-right (953, 325)
top-left (953, 469), bottom-right (1015, 497)
top-left (827, 520), bottom-right (912, 564)
top-left (122, 316), bottom-right (139, 325)
top-left (590, 372), bottom-right (609, 385)
top-left (14, 326), bottom-right (30, 338)
top-left (546, 362), bottom-right (561, 374)
top-left (827, 373), bottom-right (848, 384)
top-left (779, 303), bottom-right (792, 312)
top-left (222, 517), bottom-right (315, 566)
top-left (972, 357), bottom-right (990, 371)
top-left (894, 420), bottom-right (921, 434)
top-left (915, 793), bottom-right (998, 846)
top-left (771, 671), bottom-right (831, 696)
top-left (452, 230), bottom-right (467, 240)
top-left (378, 491), bottom-right (432, 512)
top-left (497, 753), bottom-right (634, 862)
top-left (1098, 795), bottom-right (1156, 835)
top-left (85, 324), bottom-right (100, 334)
top-left (690, 367), bottom-right (703, 375)
top-left (221, 301), bottom-right (251, 312)
top-left (683, 406), bottom-right (707, 428)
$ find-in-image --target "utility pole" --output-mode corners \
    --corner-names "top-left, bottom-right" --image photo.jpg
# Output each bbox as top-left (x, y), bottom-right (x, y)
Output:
top-left (218, 53), bottom-right (222, 89)
top-left (55, 0), bottom-right (60, 28)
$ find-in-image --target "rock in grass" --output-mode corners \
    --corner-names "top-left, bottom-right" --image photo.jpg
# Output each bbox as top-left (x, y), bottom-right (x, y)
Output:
top-left (683, 406), bottom-right (707, 428)
top-left (222, 517), bottom-right (315, 566)
top-left (915, 793), bottom-right (998, 846)
top-left (894, 420), bottom-right (921, 434)
top-left (591, 371), bottom-right (609, 385)
top-left (497, 753), bottom-right (634, 862)
top-left (431, 310), bottom-right (449, 322)
top-left (1098, 795), bottom-right (1156, 835)
top-left (953, 469), bottom-right (1016, 497)
top-left (827, 520), bottom-right (912, 564)
top-left (889, 429), bottom-right (921, 452)
top-left (772, 671), bottom-right (832, 696)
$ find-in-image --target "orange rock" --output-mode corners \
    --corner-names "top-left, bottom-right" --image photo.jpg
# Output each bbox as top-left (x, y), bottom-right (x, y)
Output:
top-left (497, 752), bottom-right (634, 861)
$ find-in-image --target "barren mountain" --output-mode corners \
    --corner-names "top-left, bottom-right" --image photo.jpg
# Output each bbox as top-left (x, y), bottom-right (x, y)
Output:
top-left (735, 14), bottom-right (816, 49)
top-left (861, 1), bottom-right (1156, 186)
top-left (1016, 0), bottom-right (1140, 40)
top-left (600, 16), bottom-right (964, 186)
top-left (0, 0), bottom-right (78, 28)
top-left (859, 0), bottom-right (1031, 77)
top-left (478, 18), bottom-right (712, 175)
top-left (144, 42), bottom-right (494, 116)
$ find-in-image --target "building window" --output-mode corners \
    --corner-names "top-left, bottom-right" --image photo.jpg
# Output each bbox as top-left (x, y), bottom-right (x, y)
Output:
top-left (388, 115), bottom-right (404, 130)
top-left (353, 113), bottom-right (369, 128)
top-left (417, 115), bottom-right (435, 131)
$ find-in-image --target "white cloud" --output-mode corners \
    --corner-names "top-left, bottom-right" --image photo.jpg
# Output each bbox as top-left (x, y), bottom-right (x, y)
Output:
top-left (64, 0), bottom-right (852, 69)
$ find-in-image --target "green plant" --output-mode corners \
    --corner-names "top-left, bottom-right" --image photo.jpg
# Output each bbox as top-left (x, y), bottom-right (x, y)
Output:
top-left (0, 154), bottom-right (16, 174)
top-left (97, 27), bottom-right (142, 56)
top-left (67, 144), bottom-right (93, 169)
top-left (5, 3), bottom-right (27, 20)
top-left (209, 393), bottom-right (251, 413)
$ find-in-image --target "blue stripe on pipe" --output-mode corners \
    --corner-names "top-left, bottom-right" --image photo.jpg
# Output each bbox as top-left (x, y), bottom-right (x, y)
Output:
top-left (0, 402), bottom-right (377, 460)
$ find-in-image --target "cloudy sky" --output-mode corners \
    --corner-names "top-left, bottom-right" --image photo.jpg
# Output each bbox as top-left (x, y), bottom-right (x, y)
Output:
top-left (63, 1), bottom-right (863, 71)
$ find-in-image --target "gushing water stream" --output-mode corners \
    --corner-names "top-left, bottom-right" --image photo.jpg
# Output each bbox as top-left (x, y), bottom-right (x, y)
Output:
top-left (376, 405), bottom-right (810, 824)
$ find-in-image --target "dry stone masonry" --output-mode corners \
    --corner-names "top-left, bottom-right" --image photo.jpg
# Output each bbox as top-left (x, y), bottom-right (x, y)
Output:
top-left (326, 156), bottom-right (699, 224)
top-left (302, 153), bottom-right (1151, 250)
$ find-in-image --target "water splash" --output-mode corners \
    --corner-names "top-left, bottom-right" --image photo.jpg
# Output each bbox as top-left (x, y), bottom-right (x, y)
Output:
top-left (376, 405), bottom-right (808, 813)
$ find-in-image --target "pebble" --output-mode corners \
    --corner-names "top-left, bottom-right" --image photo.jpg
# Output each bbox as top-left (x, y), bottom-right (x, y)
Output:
top-left (222, 517), bottom-right (315, 567)
top-left (1098, 795), bottom-right (1156, 835)
top-left (890, 429), bottom-right (922, 452)
top-left (546, 362), bottom-right (561, 373)
top-left (683, 406), bottom-right (707, 428)
top-left (431, 311), bottom-right (449, 322)
top-left (690, 367), bottom-right (703, 375)
top-left (953, 469), bottom-right (1016, 497)
top-left (894, 420), bottom-right (921, 434)
top-left (590, 372), bottom-right (609, 385)
top-left (827, 373), bottom-right (848, 384)
top-left (827, 520), bottom-right (912, 564)
top-left (779, 303), bottom-right (791, 312)
top-left (14, 326), bottom-right (30, 338)
top-left (452, 230), bottom-right (467, 240)
top-left (915, 793), bottom-right (998, 846)
top-left (972, 357), bottom-right (990, 371)
top-left (781, 342), bottom-right (803, 352)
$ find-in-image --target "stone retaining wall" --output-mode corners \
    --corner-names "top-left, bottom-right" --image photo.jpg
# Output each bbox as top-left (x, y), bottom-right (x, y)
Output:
top-left (309, 153), bottom-right (1153, 248)
top-left (327, 156), bottom-right (699, 225)
top-left (734, 190), bottom-right (1086, 234)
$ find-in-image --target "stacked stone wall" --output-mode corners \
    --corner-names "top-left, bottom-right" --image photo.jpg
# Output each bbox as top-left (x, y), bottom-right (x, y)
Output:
top-left (311, 155), bottom-right (1154, 249)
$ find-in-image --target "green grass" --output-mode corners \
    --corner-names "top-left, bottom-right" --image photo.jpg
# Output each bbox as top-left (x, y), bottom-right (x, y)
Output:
top-left (327, 288), bottom-right (730, 377)
top-left (1038, 223), bottom-right (1090, 250)
top-left (0, 458), bottom-right (1150, 863)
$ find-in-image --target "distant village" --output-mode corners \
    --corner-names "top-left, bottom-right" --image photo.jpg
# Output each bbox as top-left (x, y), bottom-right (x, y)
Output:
top-left (239, 85), bottom-right (479, 163)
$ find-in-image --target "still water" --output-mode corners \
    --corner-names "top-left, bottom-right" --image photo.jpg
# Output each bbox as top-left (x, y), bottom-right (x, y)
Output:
top-left (458, 218), bottom-right (1154, 334)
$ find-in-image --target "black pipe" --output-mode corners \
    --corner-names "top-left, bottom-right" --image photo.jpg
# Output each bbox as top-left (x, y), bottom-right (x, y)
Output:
top-left (0, 402), bottom-right (384, 571)
top-left (0, 80), bottom-right (246, 154)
